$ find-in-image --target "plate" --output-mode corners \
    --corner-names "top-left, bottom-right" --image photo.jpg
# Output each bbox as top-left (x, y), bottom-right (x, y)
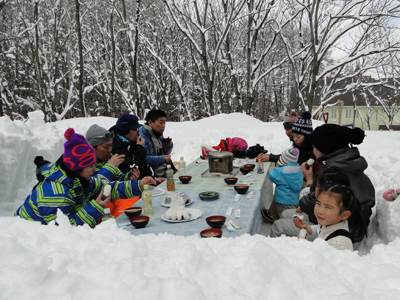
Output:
top-left (198, 191), bottom-right (220, 201)
top-left (161, 208), bottom-right (203, 223)
top-left (161, 196), bottom-right (193, 207)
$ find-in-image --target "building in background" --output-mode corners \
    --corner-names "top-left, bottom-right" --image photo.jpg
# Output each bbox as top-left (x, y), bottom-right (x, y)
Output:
top-left (312, 77), bottom-right (400, 131)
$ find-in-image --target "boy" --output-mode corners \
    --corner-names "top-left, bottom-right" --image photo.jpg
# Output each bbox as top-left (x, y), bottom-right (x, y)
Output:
top-left (140, 109), bottom-right (175, 177)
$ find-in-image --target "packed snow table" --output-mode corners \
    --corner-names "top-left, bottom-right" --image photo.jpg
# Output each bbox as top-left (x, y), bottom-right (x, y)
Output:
top-left (116, 159), bottom-right (273, 237)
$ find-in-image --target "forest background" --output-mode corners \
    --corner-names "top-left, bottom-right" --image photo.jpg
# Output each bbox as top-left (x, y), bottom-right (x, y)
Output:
top-left (1, 0), bottom-right (399, 123)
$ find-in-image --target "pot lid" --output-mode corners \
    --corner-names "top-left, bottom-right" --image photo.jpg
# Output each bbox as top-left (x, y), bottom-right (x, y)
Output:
top-left (208, 151), bottom-right (233, 158)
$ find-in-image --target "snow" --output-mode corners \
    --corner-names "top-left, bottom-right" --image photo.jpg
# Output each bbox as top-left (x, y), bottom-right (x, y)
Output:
top-left (1, 110), bottom-right (400, 299)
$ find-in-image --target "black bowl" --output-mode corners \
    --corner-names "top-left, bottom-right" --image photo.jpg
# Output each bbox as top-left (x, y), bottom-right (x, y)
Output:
top-left (198, 191), bottom-right (220, 201)
top-left (206, 215), bottom-right (226, 229)
top-left (161, 138), bottom-right (172, 144)
top-left (179, 175), bottom-right (192, 184)
top-left (234, 184), bottom-right (249, 194)
top-left (239, 167), bottom-right (252, 175)
top-left (130, 216), bottom-right (149, 228)
top-left (224, 177), bottom-right (238, 185)
top-left (244, 164), bottom-right (255, 171)
top-left (200, 228), bottom-right (223, 238)
top-left (124, 207), bottom-right (142, 218)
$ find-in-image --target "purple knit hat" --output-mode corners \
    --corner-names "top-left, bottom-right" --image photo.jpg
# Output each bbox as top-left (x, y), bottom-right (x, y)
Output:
top-left (63, 128), bottom-right (96, 171)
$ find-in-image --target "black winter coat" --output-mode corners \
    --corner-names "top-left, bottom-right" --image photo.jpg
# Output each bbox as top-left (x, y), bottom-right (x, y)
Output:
top-left (299, 146), bottom-right (375, 226)
top-left (109, 126), bottom-right (154, 178)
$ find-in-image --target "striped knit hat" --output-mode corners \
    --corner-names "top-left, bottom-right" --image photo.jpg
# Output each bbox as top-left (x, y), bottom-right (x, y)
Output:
top-left (277, 148), bottom-right (300, 167)
top-left (292, 111), bottom-right (313, 136)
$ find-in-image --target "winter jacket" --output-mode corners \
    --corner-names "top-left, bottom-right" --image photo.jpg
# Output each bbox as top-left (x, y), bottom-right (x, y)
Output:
top-left (15, 157), bottom-right (143, 227)
top-left (309, 221), bottom-right (353, 251)
top-left (109, 125), bottom-right (154, 177)
top-left (94, 160), bottom-right (130, 182)
top-left (299, 146), bottom-right (375, 225)
top-left (269, 163), bottom-right (303, 205)
top-left (140, 124), bottom-right (173, 177)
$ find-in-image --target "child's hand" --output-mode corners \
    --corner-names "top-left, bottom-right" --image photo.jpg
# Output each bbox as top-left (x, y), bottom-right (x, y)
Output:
top-left (95, 190), bottom-right (111, 207)
top-left (296, 207), bottom-right (302, 213)
top-left (293, 217), bottom-right (306, 229)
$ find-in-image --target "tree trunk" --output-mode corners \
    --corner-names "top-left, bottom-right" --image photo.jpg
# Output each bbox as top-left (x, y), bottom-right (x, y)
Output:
top-left (75, 0), bottom-right (86, 117)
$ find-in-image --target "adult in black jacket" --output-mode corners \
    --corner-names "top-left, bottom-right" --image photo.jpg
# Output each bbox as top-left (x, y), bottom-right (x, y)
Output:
top-left (109, 113), bottom-right (155, 179)
top-left (270, 124), bottom-right (375, 238)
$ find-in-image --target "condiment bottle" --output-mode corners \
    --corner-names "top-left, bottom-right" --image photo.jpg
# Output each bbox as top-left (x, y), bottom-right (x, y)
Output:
top-left (257, 158), bottom-right (264, 174)
top-left (142, 185), bottom-right (154, 217)
top-left (179, 157), bottom-right (186, 176)
top-left (166, 165), bottom-right (175, 192)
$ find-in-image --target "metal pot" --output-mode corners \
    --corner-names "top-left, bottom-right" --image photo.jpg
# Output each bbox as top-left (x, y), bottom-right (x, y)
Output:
top-left (208, 151), bottom-right (233, 174)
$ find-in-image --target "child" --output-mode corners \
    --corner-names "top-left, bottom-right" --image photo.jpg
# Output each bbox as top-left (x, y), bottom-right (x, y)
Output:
top-left (140, 109), bottom-right (174, 177)
top-left (15, 128), bottom-right (156, 227)
top-left (268, 147), bottom-right (303, 218)
top-left (293, 184), bottom-right (367, 251)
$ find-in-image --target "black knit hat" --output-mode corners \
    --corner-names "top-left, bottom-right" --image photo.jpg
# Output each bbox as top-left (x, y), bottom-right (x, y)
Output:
top-left (292, 111), bottom-right (313, 136)
top-left (310, 124), bottom-right (365, 155)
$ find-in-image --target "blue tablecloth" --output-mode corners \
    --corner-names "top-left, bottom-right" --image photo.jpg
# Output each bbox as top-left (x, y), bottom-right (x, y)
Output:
top-left (116, 159), bottom-right (273, 237)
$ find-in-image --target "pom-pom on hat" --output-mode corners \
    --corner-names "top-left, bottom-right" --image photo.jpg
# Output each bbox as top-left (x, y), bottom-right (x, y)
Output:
top-left (116, 113), bottom-right (142, 132)
top-left (284, 111), bottom-right (299, 124)
top-left (277, 148), bottom-right (300, 167)
top-left (86, 124), bottom-right (113, 147)
top-left (63, 128), bottom-right (96, 171)
top-left (310, 124), bottom-right (365, 155)
top-left (292, 111), bottom-right (313, 136)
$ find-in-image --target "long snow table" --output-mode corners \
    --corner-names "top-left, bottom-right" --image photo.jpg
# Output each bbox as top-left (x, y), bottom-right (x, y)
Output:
top-left (116, 159), bottom-right (273, 237)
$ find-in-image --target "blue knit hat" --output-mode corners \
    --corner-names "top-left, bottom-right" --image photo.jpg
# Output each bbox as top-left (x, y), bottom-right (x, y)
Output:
top-left (116, 113), bottom-right (142, 131)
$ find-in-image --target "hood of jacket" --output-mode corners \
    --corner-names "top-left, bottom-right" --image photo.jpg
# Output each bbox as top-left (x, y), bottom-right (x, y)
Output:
top-left (318, 146), bottom-right (368, 176)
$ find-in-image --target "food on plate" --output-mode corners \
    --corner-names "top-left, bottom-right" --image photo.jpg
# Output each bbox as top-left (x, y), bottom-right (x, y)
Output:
top-left (164, 205), bottom-right (192, 221)
top-left (163, 192), bottom-right (191, 206)
top-left (201, 192), bottom-right (218, 197)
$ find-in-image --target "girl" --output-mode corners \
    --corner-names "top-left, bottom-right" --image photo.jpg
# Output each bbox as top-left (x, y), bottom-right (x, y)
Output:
top-left (293, 184), bottom-right (368, 251)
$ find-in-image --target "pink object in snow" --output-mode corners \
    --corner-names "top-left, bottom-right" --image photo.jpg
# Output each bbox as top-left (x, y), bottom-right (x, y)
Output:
top-left (383, 189), bottom-right (397, 201)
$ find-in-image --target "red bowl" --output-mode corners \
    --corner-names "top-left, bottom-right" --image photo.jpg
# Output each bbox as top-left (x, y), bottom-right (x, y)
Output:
top-left (234, 184), bottom-right (249, 194)
top-left (130, 216), bottom-right (149, 228)
top-left (239, 167), bottom-right (252, 175)
top-left (206, 215), bottom-right (226, 229)
top-left (179, 175), bottom-right (192, 184)
top-left (200, 228), bottom-right (223, 238)
top-left (124, 207), bottom-right (142, 218)
top-left (244, 164), bottom-right (255, 170)
top-left (224, 177), bottom-right (238, 185)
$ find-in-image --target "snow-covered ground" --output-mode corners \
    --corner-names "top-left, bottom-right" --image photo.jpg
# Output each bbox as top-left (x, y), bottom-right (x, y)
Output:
top-left (1, 111), bottom-right (400, 299)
